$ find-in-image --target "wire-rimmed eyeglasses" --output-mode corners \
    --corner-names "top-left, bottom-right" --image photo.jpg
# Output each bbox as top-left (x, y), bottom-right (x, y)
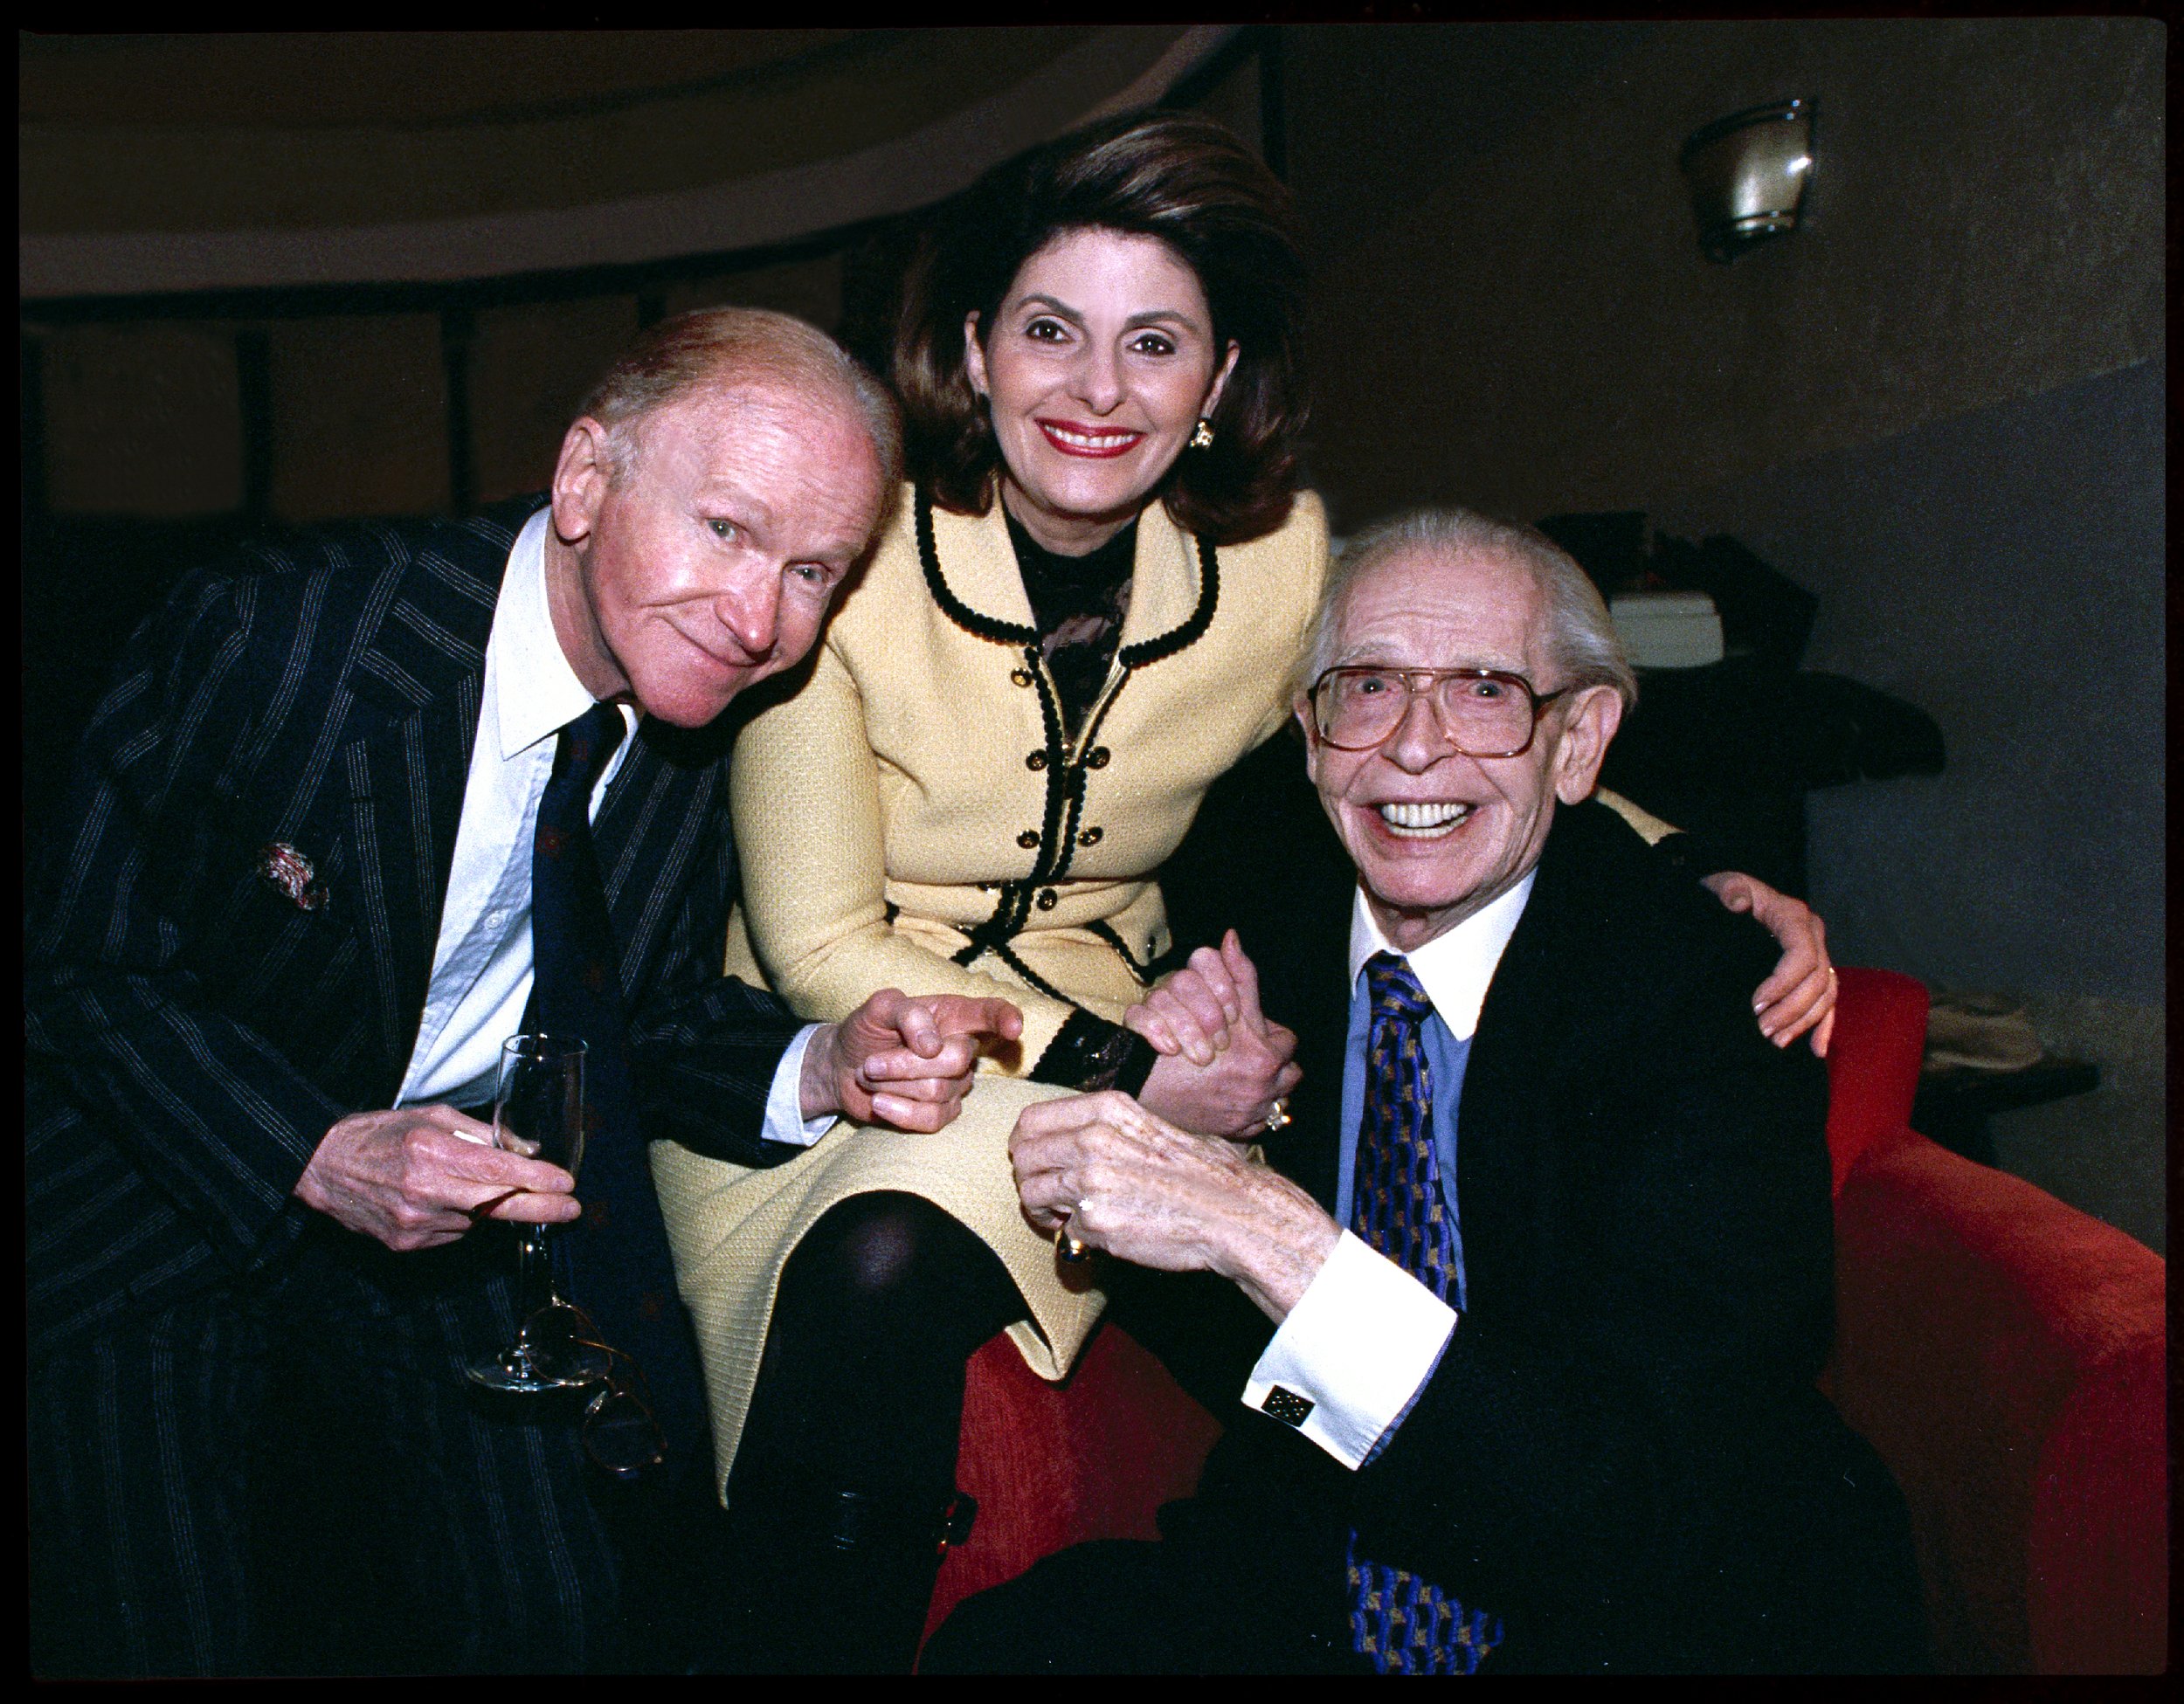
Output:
top-left (1308, 666), bottom-right (1573, 756)
top-left (534, 1302), bottom-right (669, 1480)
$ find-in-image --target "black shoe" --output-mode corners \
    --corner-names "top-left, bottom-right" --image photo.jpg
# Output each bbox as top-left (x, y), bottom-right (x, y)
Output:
top-left (711, 1480), bottom-right (975, 1674)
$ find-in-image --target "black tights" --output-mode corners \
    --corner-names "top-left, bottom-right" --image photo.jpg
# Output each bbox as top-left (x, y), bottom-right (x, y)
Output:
top-left (731, 1190), bottom-right (1022, 1511)
top-left (715, 1192), bottom-right (1268, 1672)
top-left (716, 1193), bottom-right (1021, 1671)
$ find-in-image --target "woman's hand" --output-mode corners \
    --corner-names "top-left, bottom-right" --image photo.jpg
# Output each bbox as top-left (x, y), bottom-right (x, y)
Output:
top-left (1131, 932), bottom-right (1302, 1140)
top-left (1701, 872), bottom-right (1836, 1057)
top-left (1124, 935), bottom-right (1253, 1062)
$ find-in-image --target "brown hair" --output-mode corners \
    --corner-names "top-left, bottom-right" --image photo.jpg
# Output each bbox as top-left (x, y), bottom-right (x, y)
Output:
top-left (578, 305), bottom-right (902, 489)
top-left (893, 111), bottom-right (1307, 546)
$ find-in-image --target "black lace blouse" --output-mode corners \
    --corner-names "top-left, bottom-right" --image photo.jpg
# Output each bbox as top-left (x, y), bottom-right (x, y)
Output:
top-left (1002, 507), bottom-right (1138, 742)
top-left (1001, 507), bottom-right (1162, 1096)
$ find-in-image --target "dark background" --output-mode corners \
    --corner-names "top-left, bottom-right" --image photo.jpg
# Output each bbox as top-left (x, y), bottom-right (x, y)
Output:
top-left (21, 23), bottom-right (2164, 1252)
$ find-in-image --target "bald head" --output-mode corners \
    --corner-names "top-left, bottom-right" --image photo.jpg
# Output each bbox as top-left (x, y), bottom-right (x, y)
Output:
top-left (578, 306), bottom-right (902, 491)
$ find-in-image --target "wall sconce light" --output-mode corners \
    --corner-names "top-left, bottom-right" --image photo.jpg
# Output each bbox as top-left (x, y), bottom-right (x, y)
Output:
top-left (1679, 99), bottom-right (1814, 263)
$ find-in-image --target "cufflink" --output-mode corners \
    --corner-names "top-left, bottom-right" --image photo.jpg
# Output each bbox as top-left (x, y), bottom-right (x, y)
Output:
top-left (1261, 1385), bottom-right (1315, 1428)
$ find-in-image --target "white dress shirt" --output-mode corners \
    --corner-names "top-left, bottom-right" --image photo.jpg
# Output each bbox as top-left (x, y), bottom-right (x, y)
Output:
top-left (1242, 873), bottom-right (1536, 1469)
top-left (395, 507), bottom-right (828, 1146)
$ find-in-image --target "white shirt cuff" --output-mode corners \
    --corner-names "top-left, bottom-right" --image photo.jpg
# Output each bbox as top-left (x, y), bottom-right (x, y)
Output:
top-left (1241, 1230), bottom-right (1457, 1471)
top-left (762, 1024), bottom-right (838, 1148)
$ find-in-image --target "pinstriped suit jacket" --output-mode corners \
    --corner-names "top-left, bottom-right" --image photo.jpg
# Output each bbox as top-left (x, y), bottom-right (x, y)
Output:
top-left (25, 495), bottom-right (806, 1360)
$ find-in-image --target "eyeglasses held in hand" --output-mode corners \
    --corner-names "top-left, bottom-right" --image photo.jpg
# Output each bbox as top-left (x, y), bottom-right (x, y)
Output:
top-left (1308, 666), bottom-right (1573, 756)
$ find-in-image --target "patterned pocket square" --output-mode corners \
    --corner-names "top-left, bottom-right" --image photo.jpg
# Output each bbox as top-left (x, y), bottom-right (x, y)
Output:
top-left (258, 841), bottom-right (330, 912)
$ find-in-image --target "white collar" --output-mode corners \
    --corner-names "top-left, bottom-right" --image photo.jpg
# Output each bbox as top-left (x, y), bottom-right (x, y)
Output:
top-left (490, 507), bottom-right (632, 759)
top-left (1345, 869), bottom-right (1538, 1041)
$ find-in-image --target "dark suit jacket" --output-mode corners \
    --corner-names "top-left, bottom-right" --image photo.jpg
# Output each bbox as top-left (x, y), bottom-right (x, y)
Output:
top-left (25, 496), bottom-right (807, 1361)
top-left (1165, 759), bottom-right (1919, 1673)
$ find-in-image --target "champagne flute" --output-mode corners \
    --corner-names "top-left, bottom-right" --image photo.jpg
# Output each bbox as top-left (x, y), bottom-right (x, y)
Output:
top-left (466, 1034), bottom-right (612, 1393)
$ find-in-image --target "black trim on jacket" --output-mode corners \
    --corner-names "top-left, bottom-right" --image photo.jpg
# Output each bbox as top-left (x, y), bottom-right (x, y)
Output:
top-left (914, 486), bottom-right (1220, 1089)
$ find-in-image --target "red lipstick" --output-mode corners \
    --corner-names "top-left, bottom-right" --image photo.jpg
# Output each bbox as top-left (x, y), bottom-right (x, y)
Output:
top-left (1036, 418), bottom-right (1145, 459)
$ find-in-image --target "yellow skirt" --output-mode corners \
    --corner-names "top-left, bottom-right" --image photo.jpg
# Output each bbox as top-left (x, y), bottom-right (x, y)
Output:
top-left (652, 1076), bottom-right (1104, 1505)
top-left (654, 912), bottom-right (1161, 1507)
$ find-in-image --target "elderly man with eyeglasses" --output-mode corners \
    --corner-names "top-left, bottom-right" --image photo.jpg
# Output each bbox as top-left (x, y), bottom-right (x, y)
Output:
top-left (927, 507), bottom-right (1927, 1675)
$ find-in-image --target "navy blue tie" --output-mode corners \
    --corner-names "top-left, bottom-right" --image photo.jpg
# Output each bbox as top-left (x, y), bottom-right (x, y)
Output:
top-left (1346, 952), bottom-right (1503, 1673)
top-left (526, 700), bottom-right (705, 1467)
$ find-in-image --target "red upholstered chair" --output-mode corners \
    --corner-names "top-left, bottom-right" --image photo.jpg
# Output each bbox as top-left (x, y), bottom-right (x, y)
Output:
top-left (924, 968), bottom-right (2169, 1673)
top-left (923, 1314), bottom-right (1224, 1645)
top-left (1821, 969), bottom-right (2167, 1674)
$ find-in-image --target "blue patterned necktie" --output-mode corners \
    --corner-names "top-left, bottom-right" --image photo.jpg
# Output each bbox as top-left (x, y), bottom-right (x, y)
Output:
top-left (525, 700), bottom-right (705, 1466)
top-left (1346, 951), bottom-right (1504, 1674)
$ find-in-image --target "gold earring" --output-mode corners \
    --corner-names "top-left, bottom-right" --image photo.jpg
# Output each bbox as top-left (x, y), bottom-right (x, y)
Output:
top-left (1189, 418), bottom-right (1215, 451)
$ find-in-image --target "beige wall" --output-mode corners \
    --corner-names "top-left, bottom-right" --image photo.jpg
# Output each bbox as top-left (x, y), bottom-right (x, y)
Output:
top-left (266, 315), bottom-right (451, 520)
top-left (38, 324), bottom-right (245, 515)
top-left (468, 296), bottom-right (639, 507)
top-left (660, 254), bottom-right (847, 333)
top-left (1287, 17), bottom-right (2165, 526)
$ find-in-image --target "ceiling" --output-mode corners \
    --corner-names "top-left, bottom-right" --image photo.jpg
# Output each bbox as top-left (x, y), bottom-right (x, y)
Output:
top-left (19, 27), bottom-right (1231, 297)
top-left (19, 31), bottom-right (870, 128)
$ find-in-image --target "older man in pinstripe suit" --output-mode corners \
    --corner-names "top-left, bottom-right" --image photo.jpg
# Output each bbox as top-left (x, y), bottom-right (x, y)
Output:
top-left (26, 307), bottom-right (1019, 1676)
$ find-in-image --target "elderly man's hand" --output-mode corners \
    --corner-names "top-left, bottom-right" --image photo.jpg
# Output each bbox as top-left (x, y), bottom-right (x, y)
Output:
top-left (802, 989), bottom-right (1024, 1130)
top-left (1126, 932), bottom-right (1303, 1140)
top-left (1011, 1090), bottom-right (1339, 1323)
top-left (296, 1106), bottom-right (579, 1252)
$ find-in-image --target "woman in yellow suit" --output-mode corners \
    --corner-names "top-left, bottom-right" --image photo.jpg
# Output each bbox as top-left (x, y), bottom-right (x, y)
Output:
top-left (654, 113), bottom-right (1836, 1671)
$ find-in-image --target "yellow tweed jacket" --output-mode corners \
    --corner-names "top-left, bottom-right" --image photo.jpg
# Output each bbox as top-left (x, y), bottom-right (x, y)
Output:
top-left (724, 484), bottom-right (1330, 1073)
